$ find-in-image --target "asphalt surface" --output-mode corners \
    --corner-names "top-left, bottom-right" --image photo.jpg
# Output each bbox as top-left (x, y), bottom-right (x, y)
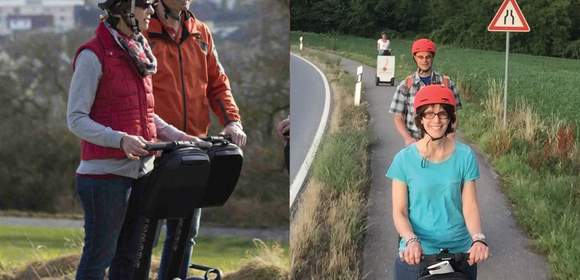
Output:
top-left (289, 53), bottom-right (329, 206)
top-left (0, 216), bottom-right (288, 242)
top-left (338, 57), bottom-right (550, 279)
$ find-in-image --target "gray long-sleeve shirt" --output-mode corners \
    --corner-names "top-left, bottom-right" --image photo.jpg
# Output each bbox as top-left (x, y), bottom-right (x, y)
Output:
top-left (67, 49), bottom-right (187, 179)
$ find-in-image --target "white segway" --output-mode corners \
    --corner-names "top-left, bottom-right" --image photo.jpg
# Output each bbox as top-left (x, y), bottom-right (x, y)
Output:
top-left (376, 49), bottom-right (395, 86)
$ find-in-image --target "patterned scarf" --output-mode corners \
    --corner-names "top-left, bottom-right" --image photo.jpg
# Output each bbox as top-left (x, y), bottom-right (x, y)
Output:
top-left (104, 21), bottom-right (157, 77)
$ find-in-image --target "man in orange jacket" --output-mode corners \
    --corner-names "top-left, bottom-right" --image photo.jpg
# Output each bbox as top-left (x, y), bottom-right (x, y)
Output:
top-left (145, 1), bottom-right (246, 279)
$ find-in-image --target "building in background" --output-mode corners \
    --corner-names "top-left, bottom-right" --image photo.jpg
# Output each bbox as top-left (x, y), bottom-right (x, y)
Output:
top-left (0, 0), bottom-right (84, 36)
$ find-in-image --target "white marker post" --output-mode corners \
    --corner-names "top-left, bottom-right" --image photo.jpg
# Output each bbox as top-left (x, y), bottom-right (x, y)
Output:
top-left (354, 65), bottom-right (363, 106)
top-left (488, 0), bottom-right (530, 127)
top-left (299, 36), bottom-right (303, 52)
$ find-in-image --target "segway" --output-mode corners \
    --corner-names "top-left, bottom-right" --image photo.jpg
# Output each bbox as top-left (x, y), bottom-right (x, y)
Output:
top-left (376, 49), bottom-right (396, 86)
top-left (417, 249), bottom-right (471, 280)
top-left (114, 136), bottom-right (243, 280)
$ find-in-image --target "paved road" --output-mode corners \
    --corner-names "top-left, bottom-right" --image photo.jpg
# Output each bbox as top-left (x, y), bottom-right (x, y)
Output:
top-left (289, 53), bottom-right (330, 206)
top-left (0, 216), bottom-right (288, 242)
top-left (338, 57), bottom-right (549, 279)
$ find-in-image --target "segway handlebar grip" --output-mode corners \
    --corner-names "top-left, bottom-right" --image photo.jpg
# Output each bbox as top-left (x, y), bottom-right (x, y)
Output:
top-left (145, 142), bottom-right (174, 151)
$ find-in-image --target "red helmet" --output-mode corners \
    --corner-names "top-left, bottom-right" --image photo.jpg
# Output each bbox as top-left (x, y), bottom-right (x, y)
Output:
top-left (411, 39), bottom-right (436, 55)
top-left (413, 84), bottom-right (456, 111)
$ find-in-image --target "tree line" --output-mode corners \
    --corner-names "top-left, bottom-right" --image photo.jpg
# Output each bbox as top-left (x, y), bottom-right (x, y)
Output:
top-left (291, 0), bottom-right (580, 58)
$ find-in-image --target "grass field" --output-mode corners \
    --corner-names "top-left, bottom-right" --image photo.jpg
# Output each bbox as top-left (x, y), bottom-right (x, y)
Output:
top-left (0, 225), bottom-right (288, 278)
top-left (291, 32), bottom-right (580, 127)
top-left (291, 32), bottom-right (579, 280)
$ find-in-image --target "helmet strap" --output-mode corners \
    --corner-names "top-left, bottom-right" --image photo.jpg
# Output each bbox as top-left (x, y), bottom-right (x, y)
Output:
top-left (414, 53), bottom-right (434, 75)
top-left (417, 67), bottom-right (432, 75)
top-left (425, 130), bottom-right (446, 141)
top-left (161, 0), bottom-right (182, 20)
top-left (420, 133), bottom-right (447, 168)
top-left (117, 0), bottom-right (140, 36)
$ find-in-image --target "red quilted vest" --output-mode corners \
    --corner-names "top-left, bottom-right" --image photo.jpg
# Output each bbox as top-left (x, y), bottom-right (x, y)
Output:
top-left (73, 22), bottom-right (157, 160)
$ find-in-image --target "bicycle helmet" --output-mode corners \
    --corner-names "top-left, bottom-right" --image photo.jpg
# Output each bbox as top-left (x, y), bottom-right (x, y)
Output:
top-left (413, 84), bottom-right (456, 111)
top-left (97, 0), bottom-right (154, 34)
top-left (412, 38), bottom-right (437, 55)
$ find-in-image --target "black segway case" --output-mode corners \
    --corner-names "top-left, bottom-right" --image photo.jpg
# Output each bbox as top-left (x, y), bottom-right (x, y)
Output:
top-left (141, 142), bottom-right (211, 218)
top-left (198, 136), bottom-right (244, 207)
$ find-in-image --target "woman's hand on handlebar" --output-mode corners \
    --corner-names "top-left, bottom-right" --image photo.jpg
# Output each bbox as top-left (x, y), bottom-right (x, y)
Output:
top-left (467, 242), bottom-right (490, 265)
top-left (120, 134), bottom-right (150, 160)
top-left (400, 241), bottom-right (423, 265)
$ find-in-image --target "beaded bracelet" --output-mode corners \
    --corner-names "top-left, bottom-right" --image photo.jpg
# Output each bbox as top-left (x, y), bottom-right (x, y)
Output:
top-left (405, 236), bottom-right (420, 247)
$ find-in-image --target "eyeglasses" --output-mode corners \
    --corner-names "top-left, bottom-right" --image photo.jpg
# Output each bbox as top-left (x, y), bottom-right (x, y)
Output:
top-left (135, 1), bottom-right (156, 9)
top-left (415, 55), bottom-right (433, 61)
top-left (422, 111), bottom-right (449, 120)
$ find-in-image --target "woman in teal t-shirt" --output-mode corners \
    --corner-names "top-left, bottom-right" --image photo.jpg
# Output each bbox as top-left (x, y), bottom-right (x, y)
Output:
top-left (386, 85), bottom-right (490, 279)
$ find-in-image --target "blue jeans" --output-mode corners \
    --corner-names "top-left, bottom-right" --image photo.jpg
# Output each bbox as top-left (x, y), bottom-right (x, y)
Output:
top-left (75, 176), bottom-right (132, 280)
top-left (394, 256), bottom-right (477, 280)
top-left (157, 209), bottom-right (202, 280)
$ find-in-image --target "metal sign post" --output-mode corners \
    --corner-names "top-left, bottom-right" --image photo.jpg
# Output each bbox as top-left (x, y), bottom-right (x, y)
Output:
top-left (503, 32), bottom-right (509, 127)
top-left (488, 0), bottom-right (530, 127)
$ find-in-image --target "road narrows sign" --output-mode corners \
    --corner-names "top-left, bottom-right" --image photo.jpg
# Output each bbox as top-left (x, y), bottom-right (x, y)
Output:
top-left (488, 0), bottom-right (530, 32)
top-left (488, 0), bottom-right (530, 127)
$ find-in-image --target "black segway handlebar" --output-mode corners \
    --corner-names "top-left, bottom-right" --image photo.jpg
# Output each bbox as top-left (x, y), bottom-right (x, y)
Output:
top-left (144, 141), bottom-right (209, 151)
top-left (421, 251), bottom-right (469, 263)
top-left (145, 135), bottom-right (234, 152)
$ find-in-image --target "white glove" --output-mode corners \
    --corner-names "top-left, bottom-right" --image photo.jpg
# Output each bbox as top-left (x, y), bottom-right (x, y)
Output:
top-left (222, 122), bottom-right (246, 147)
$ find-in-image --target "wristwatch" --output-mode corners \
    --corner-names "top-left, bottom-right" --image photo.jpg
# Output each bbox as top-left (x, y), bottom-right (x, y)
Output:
top-left (472, 233), bottom-right (486, 241)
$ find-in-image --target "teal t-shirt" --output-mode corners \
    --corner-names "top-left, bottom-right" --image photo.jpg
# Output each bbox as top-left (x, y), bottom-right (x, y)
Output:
top-left (386, 141), bottom-right (480, 255)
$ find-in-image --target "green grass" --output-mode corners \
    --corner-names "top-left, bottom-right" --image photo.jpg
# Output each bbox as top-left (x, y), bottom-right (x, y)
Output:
top-left (0, 226), bottom-right (82, 270)
top-left (291, 32), bottom-right (580, 127)
top-left (291, 32), bottom-right (580, 280)
top-left (0, 225), bottom-right (288, 276)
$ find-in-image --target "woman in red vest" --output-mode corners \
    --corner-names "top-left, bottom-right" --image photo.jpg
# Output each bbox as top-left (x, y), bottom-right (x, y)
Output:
top-left (66, 1), bottom-right (196, 279)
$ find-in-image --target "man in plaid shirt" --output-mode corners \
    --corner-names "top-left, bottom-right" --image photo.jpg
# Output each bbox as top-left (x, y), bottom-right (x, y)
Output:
top-left (389, 38), bottom-right (462, 145)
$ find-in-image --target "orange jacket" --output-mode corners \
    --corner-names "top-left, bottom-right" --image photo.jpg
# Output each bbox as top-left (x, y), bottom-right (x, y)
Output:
top-left (145, 11), bottom-right (240, 136)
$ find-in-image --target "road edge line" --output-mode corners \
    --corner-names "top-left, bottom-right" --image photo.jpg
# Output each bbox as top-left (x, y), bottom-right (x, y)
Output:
top-left (289, 53), bottom-right (331, 207)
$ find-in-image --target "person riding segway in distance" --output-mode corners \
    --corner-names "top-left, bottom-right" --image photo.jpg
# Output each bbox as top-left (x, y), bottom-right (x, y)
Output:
top-left (376, 31), bottom-right (395, 86)
top-left (389, 38), bottom-right (462, 146)
top-left (377, 31), bottom-right (391, 55)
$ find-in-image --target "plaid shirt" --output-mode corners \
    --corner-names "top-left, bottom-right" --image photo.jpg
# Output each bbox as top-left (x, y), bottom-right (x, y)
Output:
top-left (389, 71), bottom-right (462, 139)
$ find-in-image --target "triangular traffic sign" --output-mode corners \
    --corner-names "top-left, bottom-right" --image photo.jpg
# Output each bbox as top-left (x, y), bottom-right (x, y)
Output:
top-left (488, 0), bottom-right (530, 32)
